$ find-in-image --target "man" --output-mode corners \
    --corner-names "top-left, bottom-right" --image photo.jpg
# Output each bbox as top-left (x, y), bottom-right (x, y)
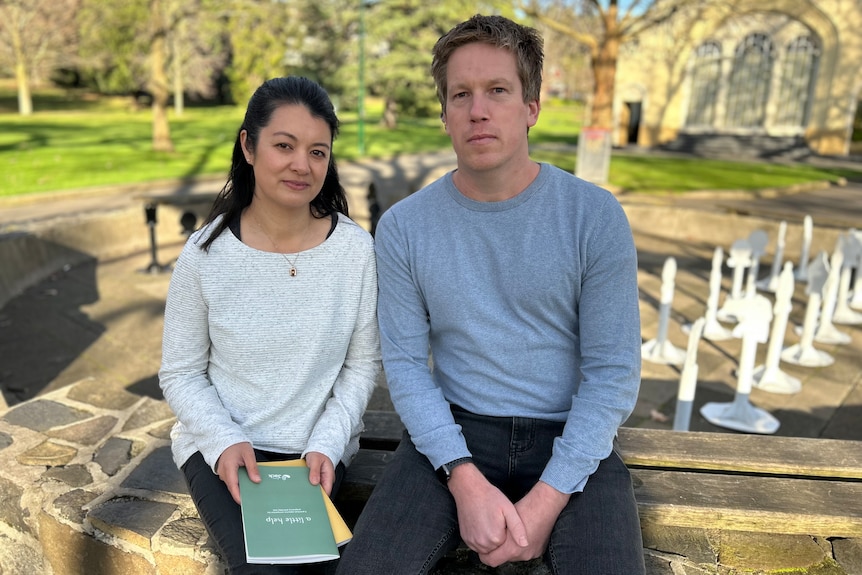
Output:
top-left (338, 14), bottom-right (645, 574)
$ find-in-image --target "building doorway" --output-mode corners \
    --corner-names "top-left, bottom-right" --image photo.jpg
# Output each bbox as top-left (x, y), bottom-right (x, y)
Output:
top-left (626, 101), bottom-right (642, 144)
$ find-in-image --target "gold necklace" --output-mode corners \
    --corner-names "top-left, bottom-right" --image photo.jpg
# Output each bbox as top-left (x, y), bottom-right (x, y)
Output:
top-left (252, 212), bottom-right (308, 277)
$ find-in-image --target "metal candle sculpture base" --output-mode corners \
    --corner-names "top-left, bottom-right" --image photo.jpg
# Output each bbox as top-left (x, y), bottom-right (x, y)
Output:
top-left (752, 262), bottom-right (801, 395)
top-left (782, 253), bottom-right (834, 367)
top-left (701, 295), bottom-right (780, 434)
top-left (643, 257), bottom-right (686, 365)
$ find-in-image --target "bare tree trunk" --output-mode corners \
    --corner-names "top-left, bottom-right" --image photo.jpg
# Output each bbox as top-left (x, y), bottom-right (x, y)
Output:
top-left (589, 8), bottom-right (621, 129)
top-left (15, 60), bottom-right (33, 116)
top-left (150, 0), bottom-right (174, 152)
top-left (589, 39), bottom-right (618, 129)
top-left (10, 24), bottom-right (33, 116)
top-left (172, 17), bottom-right (184, 116)
top-left (577, 4), bottom-right (619, 184)
top-left (381, 97), bottom-right (397, 129)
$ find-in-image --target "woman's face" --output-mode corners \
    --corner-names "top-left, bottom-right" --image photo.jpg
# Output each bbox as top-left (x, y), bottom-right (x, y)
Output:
top-left (241, 104), bottom-right (332, 211)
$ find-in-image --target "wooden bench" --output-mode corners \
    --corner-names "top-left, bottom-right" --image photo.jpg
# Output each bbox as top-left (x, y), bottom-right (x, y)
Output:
top-left (339, 411), bottom-right (862, 539)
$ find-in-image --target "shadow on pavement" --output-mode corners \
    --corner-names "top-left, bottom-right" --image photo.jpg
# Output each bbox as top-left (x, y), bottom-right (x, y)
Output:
top-left (0, 256), bottom-right (102, 405)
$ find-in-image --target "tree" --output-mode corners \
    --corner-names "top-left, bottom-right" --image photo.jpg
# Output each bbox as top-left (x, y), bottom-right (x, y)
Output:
top-left (223, 0), bottom-right (306, 104)
top-left (522, 0), bottom-right (684, 130)
top-left (78, 0), bottom-right (228, 104)
top-left (0, 0), bottom-right (80, 115)
top-left (539, 13), bottom-right (592, 101)
top-left (77, 0), bottom-right (226, 149)
top-left (363, 1), bottom-right (480, 128)
top-left (76, 0), bottom-right (149, 95)
top-left (291, 0), bottom-right (358, 101)
top-left (168, 0), bottom-right (229, 115)
top-left (149, 0), bottom-right (173, 151)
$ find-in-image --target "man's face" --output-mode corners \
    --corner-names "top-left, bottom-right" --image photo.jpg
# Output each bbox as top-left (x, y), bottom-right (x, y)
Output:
top-left (441, 42), bottom-right (539, 175)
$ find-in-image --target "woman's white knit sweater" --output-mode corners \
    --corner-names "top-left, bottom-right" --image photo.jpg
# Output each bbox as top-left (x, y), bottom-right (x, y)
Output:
top-left (159, 213), bottom-right (381, 472)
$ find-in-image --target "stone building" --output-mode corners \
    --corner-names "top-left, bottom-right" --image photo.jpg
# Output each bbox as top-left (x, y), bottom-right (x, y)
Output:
top-left (613, 0), bottom-right (862, 157)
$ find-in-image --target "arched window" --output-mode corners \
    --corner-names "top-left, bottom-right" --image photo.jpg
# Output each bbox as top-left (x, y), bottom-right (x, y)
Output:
top-left (686, 42), bottom-right (722, 127)
top-left (725, 33), bottom-right (774, 128)
top-left (775, 36), bottom-right (820, 127)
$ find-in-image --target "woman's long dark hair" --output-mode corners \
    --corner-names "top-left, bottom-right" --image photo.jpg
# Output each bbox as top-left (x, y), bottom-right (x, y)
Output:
top-left (199, 76), bottom-right (349, 251)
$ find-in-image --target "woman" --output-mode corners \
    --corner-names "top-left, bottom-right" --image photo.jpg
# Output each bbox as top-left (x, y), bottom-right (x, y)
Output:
top-left (159, 76), bottom-right (381, 574)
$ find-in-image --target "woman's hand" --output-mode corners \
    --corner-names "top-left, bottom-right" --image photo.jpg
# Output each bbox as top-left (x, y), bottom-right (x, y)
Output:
top-left (305, 451), bottom-right (336, 496)
top-left (215, 442), bottom-right (259, 504)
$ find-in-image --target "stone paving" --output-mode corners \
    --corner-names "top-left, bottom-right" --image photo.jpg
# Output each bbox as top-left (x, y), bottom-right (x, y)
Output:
top-left (1, 151), bottom-right (862, 574)
top-left (0, 379), bottom-right (209, 574)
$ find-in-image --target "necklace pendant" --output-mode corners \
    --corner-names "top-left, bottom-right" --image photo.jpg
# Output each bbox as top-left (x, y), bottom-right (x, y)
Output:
top-left (290, 267), bottom-right (297, 277)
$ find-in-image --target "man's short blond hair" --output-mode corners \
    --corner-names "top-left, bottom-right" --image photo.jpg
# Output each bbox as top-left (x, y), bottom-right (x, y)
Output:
top-left (431, 14), bottom-right (544, 113)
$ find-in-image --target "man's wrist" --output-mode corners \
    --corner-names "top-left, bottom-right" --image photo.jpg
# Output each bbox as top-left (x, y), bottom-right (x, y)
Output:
top-left (437, 456), bottom-right (473, 482)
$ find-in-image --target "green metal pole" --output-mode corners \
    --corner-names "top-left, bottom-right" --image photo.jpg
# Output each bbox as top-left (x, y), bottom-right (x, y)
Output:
top-left (358, 0), bottom-right (366, 156)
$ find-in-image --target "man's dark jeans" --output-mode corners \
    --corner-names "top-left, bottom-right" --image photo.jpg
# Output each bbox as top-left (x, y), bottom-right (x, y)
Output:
top-left (336, 406), bottom-right (645, 575)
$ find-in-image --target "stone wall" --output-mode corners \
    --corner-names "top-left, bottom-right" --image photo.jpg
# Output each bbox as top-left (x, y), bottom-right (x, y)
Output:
top-left (2, 380), bottom-right (861, 575)
top-left (0, 379), bottom-right (224, 574)
top-left (0, 202), bottom-right (197, 311)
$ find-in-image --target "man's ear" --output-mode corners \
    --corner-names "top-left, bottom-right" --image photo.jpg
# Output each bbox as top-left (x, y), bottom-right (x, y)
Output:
top-left (527, 99), bottom-right (540, 128)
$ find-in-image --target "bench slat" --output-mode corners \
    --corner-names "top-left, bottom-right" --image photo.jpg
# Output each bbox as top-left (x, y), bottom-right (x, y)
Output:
top-left (359, 411), bottom-right (862, 480)
top-left (341, 450), bottom-right (862, 538)
top-left (632, 468), bottom-right (862, 537)
top-left (617, 427), bottom-right (862, 480)
top-left (360, 410), bottom-right (405, 450)
top-left (339, 449), bottom-right (395, 502)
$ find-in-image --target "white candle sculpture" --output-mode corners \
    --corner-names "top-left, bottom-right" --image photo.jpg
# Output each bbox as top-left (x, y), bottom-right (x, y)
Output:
top-left (673, 317), bottom-right (705, 432)
top-left (752, 262), bottom-right (801, 394)
top-left (794, 215), bottom-right (813, 282)
top-left (701, 247), bottom-right (734, 340)
top-left (642, 257), bottom-right (687, 365)
top-left (781, 252), bottom-right (834, 367)
top-left (832, 230), bottom-right (862, 325)
top-left (850, 230), bottom-right (862, 311)
top-left (700, 294), bottom-right (780, 434)
top-left (813, 241), bottom-right (851, 345)
top-left (757, 221), bottom-right (787, 293)
top-left (717, 239), bottom-right (752, 323)
top-left (745, 229), bottom-right (769, 298)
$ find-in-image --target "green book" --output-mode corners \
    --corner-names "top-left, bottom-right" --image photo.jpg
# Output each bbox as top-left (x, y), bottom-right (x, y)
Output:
top-left (238, 465), bottom-right (340, 564)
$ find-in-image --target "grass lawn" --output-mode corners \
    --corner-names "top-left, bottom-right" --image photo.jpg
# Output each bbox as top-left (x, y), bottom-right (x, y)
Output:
top-left (1, 107), bottom-right (243, 196)
top-left (1, 89), bottom-right (858, 197)
top-left (530, 148), bottom-right (858, 194)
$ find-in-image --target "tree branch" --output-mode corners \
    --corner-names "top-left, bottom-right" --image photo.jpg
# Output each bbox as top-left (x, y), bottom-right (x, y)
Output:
top-left (520, 0), bottom-right (599, 52)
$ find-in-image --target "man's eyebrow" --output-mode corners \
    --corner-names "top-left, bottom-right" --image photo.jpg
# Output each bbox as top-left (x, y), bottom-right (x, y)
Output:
top-left (450, 77), bottom-right (514, 89)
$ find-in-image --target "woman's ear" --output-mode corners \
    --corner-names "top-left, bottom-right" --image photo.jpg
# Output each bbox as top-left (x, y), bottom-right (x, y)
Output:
top-left (239, 130), bottom-right (253, 164)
